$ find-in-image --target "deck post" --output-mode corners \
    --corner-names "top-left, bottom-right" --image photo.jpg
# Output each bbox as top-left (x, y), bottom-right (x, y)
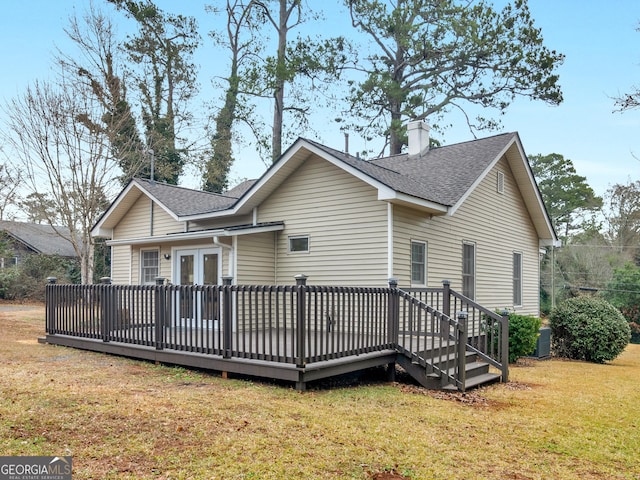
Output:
top-left (441, 280), bottom-right (451, 316)
top-left (100, 277), bottom-right (112, 343)
top-left (222, 276), bottom-right (233, 359)
top-left (45, 277), bottom-right (57, 335)
top-left (154, 278), bottom-right (166, 350)
top-left (441, 280), bottom-right (451, 338)
top-left (294, 274), bottom-right (308, 369)
top-left (501, 310), bottom-right (510, 382)
top-left (387, 278), bottom-right (399, 344)
top-left (387, 278), bottom-right (399, 381)
top-left (455, 310), bottom-right (468, 391)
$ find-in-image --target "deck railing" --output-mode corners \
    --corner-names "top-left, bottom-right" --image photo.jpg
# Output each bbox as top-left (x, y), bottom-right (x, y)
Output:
top-left (45, 277), bottom-right (508, 387)
top-left (403, 280), bottom-right (509, 382)
top-left (45, 277), bottom-right (395, 368)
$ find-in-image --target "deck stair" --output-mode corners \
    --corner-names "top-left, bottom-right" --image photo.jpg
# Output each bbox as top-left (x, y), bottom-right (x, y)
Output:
top-left (395, 342), bottom-right (501, 392)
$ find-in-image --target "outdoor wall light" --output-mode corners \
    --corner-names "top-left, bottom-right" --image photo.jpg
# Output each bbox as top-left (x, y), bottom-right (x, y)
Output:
top-left (163, 253), bottom-right (171, 260)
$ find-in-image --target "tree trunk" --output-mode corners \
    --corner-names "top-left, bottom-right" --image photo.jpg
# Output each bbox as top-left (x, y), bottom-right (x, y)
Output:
top-left (271, 0), bottom-right (288, 162)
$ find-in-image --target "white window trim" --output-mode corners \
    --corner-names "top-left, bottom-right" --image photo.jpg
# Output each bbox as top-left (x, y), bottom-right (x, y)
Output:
top-left (513, 251), bottom-right (523, 307)
top-left (140, 248), bottom-right (160, 285)
top-left (462, 241), bottom-right (476, 300)
top-left (497, 171), bottom-right (505, 194)
top-left (410, 240), bottom-right (427, 287)
top-left (288, 235), bottom-right (310, 254)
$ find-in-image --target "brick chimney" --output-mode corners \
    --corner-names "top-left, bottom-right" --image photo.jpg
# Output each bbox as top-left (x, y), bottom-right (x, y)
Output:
top-left (407, 120), bottom-right (430, 156)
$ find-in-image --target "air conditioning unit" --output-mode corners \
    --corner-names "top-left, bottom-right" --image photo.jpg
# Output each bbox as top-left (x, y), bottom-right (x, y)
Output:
top-left (532, 327), bottom-right (551, 359)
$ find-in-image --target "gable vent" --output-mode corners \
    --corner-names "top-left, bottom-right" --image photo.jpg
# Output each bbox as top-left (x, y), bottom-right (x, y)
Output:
top-left (497, 171), bottom-right (505, 194)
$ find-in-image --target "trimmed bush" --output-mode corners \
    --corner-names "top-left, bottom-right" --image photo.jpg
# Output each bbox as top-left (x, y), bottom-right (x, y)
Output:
top-left (508, 313), bottom-right (542, 363)
top-left (549, 296), bottom-right (631, 363)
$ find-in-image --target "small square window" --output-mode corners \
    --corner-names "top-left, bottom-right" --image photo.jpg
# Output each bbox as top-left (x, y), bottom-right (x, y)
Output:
top-left (288, 235), bottom-right (309, 253)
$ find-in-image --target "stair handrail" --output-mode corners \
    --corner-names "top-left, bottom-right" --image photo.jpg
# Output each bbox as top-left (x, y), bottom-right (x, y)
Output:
top-left (395, 289), bottom-right (466, 390)
top-left (400, 284), bottom-right (509, 384)
top-left (447, 290), bottom-right (509, 383)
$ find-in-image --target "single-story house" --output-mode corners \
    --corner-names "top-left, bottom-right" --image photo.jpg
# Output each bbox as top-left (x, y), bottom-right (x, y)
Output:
top-left (92, 121), bottom-right (558, 317)
top-left (0, 220), bottom-right (77, 268)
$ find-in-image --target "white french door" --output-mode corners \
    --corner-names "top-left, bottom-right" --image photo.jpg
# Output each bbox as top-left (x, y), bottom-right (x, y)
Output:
top-left (173, 248), bottom-right (221, 328)
top-left (175, 248), bottom-right (220, 286)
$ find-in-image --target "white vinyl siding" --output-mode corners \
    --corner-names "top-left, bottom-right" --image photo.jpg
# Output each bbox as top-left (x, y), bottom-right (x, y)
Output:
top-left (257, 155), bottom-right (388, 286)
top-left (236, 232), bottom-right (276, 284)
top-left (110, 245), bottom-right (131, 284)
top-left (151, 206), bottom-right (179, 236)
top-left (113, 196), bottom-right (151, 239)
top-left (393, 154), bottom-right (541, 315)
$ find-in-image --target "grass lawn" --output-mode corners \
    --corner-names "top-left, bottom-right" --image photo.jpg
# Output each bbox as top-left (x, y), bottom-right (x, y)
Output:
top-left (1, 306), bottom-right (638, 479)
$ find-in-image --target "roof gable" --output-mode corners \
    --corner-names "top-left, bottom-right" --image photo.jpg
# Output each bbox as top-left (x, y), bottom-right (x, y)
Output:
top-left (92, 132), bottom-right (556, 244)
top-left (370, 133), bottom-right (517, 206)
top-left (92, 178), bottom-right (239, 236)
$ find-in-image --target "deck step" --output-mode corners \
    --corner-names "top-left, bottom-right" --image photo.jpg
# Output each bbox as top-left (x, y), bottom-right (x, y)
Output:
top-left (398, 347), bottom-right (501, 391)
top-left (442, 372), bottom-right (501, 391)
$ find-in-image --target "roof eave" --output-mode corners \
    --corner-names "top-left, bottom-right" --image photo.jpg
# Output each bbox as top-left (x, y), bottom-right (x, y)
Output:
top-left (378, 189), bottom-right (448, 214)
top-left (105, 222), bottom-right (285, 246)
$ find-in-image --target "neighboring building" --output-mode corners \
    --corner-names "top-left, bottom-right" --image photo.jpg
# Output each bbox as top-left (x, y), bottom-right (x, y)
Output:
top-left (0, 220), bottom-right (77, 268)
top-left (92, 121), bottom-right (558, 316)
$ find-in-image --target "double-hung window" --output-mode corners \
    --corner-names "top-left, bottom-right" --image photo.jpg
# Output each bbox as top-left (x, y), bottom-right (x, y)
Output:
top-left (513, 252), bottom-right (523, 306)
top-left (462, 242), bottom-right (475, 300)
top-left (411, 240), bottom-right (427, 286)
top-left (141, 249), bottom-right (159, 284)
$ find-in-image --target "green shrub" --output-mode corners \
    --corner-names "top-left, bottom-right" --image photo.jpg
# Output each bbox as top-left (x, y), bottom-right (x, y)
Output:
top-left (549, 296), bottom-right (631, 363)
top-left (508, 313), bottom-right (542, 363)
top-left (0, 268), bottom-right (19, 299)
top-left (4, 254), bottom-right (79, 301)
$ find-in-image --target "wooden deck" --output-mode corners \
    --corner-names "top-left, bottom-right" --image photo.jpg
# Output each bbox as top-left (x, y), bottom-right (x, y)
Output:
top-left (44, 281), bottom-right (508, 391)
top-left (43, 329), bottom-right (401, 390)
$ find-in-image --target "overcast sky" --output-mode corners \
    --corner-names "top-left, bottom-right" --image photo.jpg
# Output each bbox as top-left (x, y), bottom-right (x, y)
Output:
top-left (1, 1), bottom-right (639, 199)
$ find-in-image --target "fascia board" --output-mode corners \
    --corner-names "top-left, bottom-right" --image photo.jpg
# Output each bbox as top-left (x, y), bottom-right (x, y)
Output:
top-left (91, 180), bottom-right (181, 237)
top-left (182, 139), bottom-right (449, 222)
top-left (179, 140), bottom-right (310, 222)
top-left (106, 223), bottom-right (284, 246)
top-left (448, 139), bottom-right (513, 217)
top-left (91, 181), bottom-right (139, 237)
top-left (512, 136), bottom-right (558, 242)
top-left (378, 190), bottom-right (448, 214)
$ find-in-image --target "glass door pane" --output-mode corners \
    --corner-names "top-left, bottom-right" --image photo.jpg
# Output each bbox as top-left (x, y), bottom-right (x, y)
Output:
top-left (203, 253), bottom-right (219, 285)
top-left (180, 254), bottom-right (195, 285)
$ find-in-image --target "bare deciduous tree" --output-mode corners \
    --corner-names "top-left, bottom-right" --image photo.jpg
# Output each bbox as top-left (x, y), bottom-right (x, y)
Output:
top-left (2, 79), bottom-right (119, 284)
top-left (0, 163), bottom-right (22, 220)
top-left (60, 2), bottom-right (146, 185)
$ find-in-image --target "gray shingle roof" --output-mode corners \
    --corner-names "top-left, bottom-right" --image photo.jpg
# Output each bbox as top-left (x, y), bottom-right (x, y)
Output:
top-left (132, 133), bottom-right (517, 218)
top-left (0, 220), bottom-right (77, 257)
top-left (307, 133), bottom-right (517, 206)
top-left (225, 179), bottom-right (257, 198)
top-left (370, 132), bottom-right (517, 205)
top-left (135, 178), bottom-right (238, 216)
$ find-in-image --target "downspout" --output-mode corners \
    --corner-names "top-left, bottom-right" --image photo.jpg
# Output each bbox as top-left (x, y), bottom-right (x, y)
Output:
top-left (149, 201), bottom-right (154, 236)
top-left (213, 236), bottom-right (234, 281)
top-left (387, 203), bottom-right (394, 279)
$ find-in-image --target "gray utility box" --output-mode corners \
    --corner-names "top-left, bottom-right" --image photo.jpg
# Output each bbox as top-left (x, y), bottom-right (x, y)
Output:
top-left (532, 326), bottom-right (551, 359)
